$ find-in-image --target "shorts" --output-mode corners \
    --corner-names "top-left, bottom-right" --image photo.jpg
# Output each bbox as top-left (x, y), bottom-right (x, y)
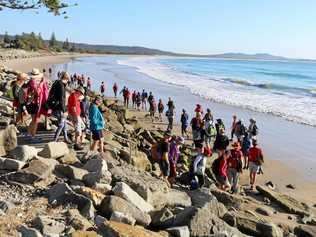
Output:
top-left (249, 161), bottom-right (259, 173)
top-left (26, 103), bottom-right (39, 115)
top-left (92, 130), bottom-right (103, 141)
top-left (216, 175), bottom-right (229, 186)
top-left (159, 159), bottom-right (170, 177)
top-left (70, 115), bottom-right (85, 135)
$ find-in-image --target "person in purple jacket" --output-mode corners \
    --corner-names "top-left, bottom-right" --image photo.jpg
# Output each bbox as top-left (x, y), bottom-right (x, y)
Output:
top-left (168, 136), bottom-right (185, 186)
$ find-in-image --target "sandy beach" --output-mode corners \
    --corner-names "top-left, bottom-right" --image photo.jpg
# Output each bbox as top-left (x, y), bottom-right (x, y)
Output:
top-left (2, 54), bottom-right (316, 205)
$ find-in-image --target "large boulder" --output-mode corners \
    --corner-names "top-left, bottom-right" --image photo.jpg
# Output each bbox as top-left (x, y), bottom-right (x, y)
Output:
top-left (66, 209), bottom-right (93, 231)
top-left (38, 142), bottom-right (69, 159)
top-left (0, 124), bottom-right (18, 156)
top-left (110, 211), bottom-right (136, 225)
top-left (82, 155), bottom-right (109, 186)
top-left (58, 149), bottom-right (80, 165)
top-left (32, 215), bottom-right (66, 236)
top-left (223, 211), bottom-right (282, 237)
top-left (6, 159), bottom-right (56, 185)
top-left (96, 220), bottom-right (166, 237)
top-left (9, 145), bottom-right (38, 162)
top-left (0, 157), bottom-right (25, 171)
top-left (99, 195), bottom-right (151, 226)
top-left (19, 225), bottom-right (43, 237)
top-left (54, 164), bottom-right (89, 181)
top-left (48, 183), bottom-right (95, 219)
top-left (256, 185), bottom-right (309, 216)
top-left (74, 187), bottom-right (105, 207)
top-left (165, 189), bottom-right (192, 208)
top-left (119, 149), bottom-right (152, 171)
top-left (166, 226), bottom-right (190, 237)
top-left (210, 188), bottom-right (244, 209)
top-left (108, 159), bottom-right (169, 208)
top-left (112, 182), bottom-right (154, 213)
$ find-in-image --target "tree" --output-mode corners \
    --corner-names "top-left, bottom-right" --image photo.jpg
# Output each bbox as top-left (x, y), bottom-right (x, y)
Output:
top-left (62, 38), bottom-right (70, 51)
top-left (3, 31), bottom-right (10, 44)
top-left (70, 43), bottom-right (76, 52)
top-left (0, 0), bottom-right (77, 17)
top-left (37, 33), bottom-right (45, 48)
top-left (49, 32), bottom-right (57, 48)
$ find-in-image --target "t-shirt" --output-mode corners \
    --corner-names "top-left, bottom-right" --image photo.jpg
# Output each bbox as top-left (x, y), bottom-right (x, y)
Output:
top-left (228, 149), bottom-right (242, 169)
top-left (219, 158), bottom-right (228, 177)
top-left (68, 92), bottom-right (81, 116)
top-left (158, 140), bottom-right (169, 154)
top-left (248, 147), bottom-right (263, 162)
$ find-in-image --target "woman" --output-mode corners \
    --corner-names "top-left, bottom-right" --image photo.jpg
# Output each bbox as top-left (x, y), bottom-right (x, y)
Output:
top-left (215, 150), bottom-right (231, 191)
top-left (158, 99), bottom-right (164, 121)
top-left (26, 68), bottom-right (49, 142)
top-left (12, 73), bottom-right (28, 124)
top-left (227, 142), bottom-right (243, 193)
top-left (149, 98), bottom-right (157, 122)
top-left (89, 96), bottom-right (105, 152)
top-left (168, 136), bottom-right (184, 186)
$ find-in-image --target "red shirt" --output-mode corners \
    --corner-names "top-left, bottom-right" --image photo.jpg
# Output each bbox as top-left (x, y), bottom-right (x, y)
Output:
top-left (248, 147), bottom-right (263, 162)
top-left (228, 149), bottom-right (242, 169)
top-left (68, 92), bottom-right (81, 116)
top-left (219, 158), bottom-right (228, 177)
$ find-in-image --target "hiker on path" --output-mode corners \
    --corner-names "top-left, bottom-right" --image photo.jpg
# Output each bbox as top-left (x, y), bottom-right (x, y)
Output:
top-left (191, 112), bottom-right (204, 147)
top-left (113, 82), bottom-right (118, 97)
top-left (167, 97), bottom-right (175, 111)
top-left (234, 119), bottom-right (246, 142)
top-left (227, 142), bottom-right (243, 193)
top-left (26, 68), bottom-right (49, 142)
top-left (132, 90), bottom-right (137, 109)
top-left (248, 138), bottom-right (264, 190)
top-left (136, 92), bottom-right (141, 110)
top-left (157, 131), bottom-right (172, 187)
top-left (165, 107), bottom-right (174, 131)
top-left (123, 87), bottom-right (130, 108)
top-left (213, 150), bottom-right (231, 191)
top-left (190, 143), bottom-right (206, 189)
top-left (68, 87), bottom-right (86, 150)
top-left (213, 128), bottom-right (229, 155)
top-left (12, 73), bottom-right (28, 124)
top-left (149, 97), bottom-right (157, 122)
top-left (215, 118), bottom-right (225, 135)
top-left (248, 118), bottom-right (258, 141)
top-left (241, 132), bottom-right (251, 169)
top-left (168, 136), bottom-right (184, 186)
top-left (87, 77), bottom-right (91, 90)
top-left (89, 96), bottom-right (105, 152)
top-left (180, 109), bottom-right (189, 138)
top-left (48, 71), bottom-right (70, 143)
top-left (100, 82), bottom-right (105, 96)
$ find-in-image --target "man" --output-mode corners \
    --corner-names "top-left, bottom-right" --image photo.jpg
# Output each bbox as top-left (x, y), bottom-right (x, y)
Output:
top-left (89, 96), bottom-right (105, 152)
top-left (165, 108), bottom-right (174, 131)
top-left (191, 112), bottom-right (204, 147)
top-left (230, 115), bottom-right (237, 141)
top-left (149, 97), bottom-right (157, 122)
top-left (248, 139), bottom-right (264, 190)
top-left (180, 109), bottom-right (189, 138)
top-left (158, 99), bottom-right (164, 121)
top-left (87, 77), bottom-right (91, 90)
top-left (148, 92), bottom-right (154, 105)
top-left (213, 128), bottom-right (229, 155)
top-left (167, 97), bottom-right (175, 111)
top-left (49, 71), bottom-right (70, 143)
top-left (141, 89), bottom-right (148, 110)
top-left (227, 142), bottom-right (243, 193)
top-left (168, 136), bottom-right (184, 186)
top-left (68, 86), bottom-right (85, 150)
top-left (248, 118), bottom-right (258, 140)
top-left (113, 82), bottom-right (118, 97)
top-left (100, 82), bottom-right (105, 96)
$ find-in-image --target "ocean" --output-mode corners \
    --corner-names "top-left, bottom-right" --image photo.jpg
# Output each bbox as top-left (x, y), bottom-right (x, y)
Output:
top-left (118, 57), bottom-right (316, 127)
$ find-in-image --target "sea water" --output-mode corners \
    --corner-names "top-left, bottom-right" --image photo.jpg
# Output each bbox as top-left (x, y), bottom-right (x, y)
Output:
top-left (118, 57), bottom-right (316, 127)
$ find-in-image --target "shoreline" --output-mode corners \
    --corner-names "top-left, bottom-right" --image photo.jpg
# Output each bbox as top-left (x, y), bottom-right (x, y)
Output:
top-left (2, 54), bottom-right (315, 204)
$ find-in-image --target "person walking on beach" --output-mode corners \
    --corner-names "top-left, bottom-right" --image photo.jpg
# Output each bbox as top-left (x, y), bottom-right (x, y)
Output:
top-left (190, 143), bottom-right (206, 189)
top-left (87, 77), bottom-right (91, 90)
top-left (136, 92), bottom-right (141, 110)
top-left (48, 71), bottom-right (70, 143)
top-left (191, 112), bottom-right (204, 147)
top-left (165, 107), bottom-right (174, 131)
top-left (157, 131), bottom-right (172, 187)
top-left (194, 104), bottom-right (203, 114)
top-left (12, 73), bottom-right (28, 124)
top-left (203, 108), bottom-right (213, 122)
top-left (89, 96), bottom-right (105, 152)
top-left (230, 115), bottom-right (237, 141)
top-left (227, 142), bottom-right (243, 193)
top-left (248, 138), bottom-right (264, 190)
top-left (215, 118), bottom-right (225, 135)
top-left (148, 92), bottom-right (154, 105)
top-left (132, 90), bottom-right (137, 109)
top-left (213, 128), bottom-right (229, 155)
top-left (100, 82), bottom-right (105, 96)
top-left (248, 118), bottom-right (258, 140)
top-left (158, 99), bottom-right (164, 121)
top-left (242, 132), bottom-right (251, 169)
top-left (123, 87), bottom-right (130, 108)
top-left (68, 87), bottom-right (86, 150)
top-left (234, 119), bottom-right (246, 142)
top-left (141, 89), bottom-right (148, 110)
top-left (113, 82), bottom-right (118, 97)
top-left (167, 97), bottom-right (175, 111)
top-left (216, 150), bottom-right (231, 191)
top-left (149, 97), bottom-right (157, 122)
top-left (204, 118), bottom-right (216, 149)
top-left (180, 109), bottom-right (189, 138)
top-left (168, 136), bottom-right (184, 186)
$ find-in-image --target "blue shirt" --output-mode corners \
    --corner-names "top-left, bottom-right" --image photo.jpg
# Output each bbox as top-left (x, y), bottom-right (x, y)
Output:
top-left (89, 103), bottom-right (105, 131)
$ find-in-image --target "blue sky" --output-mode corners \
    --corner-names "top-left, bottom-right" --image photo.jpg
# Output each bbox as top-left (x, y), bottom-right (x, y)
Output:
top-left (1, 0), bottom-right (316, 59)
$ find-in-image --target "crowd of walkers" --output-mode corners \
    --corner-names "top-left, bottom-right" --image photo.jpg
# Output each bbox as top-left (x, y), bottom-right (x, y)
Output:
top-left (10, 68), bottom-right (264, 193)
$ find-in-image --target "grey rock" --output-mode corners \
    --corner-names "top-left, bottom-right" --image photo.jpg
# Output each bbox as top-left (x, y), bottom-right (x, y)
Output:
top-left (0, 157), bottom-right (25, 171)
top-left (256, 206), bottom-right (274, 216)
top-left (99, 195), bottom-right (151, 226)
top-left (32, 215), bottom-right (65, 236)
top-left (83, 156), bottom-right (108, 173)
top-left (166, 226), bottom-right (190, 237)
top-left (38, 142), bottom-right (69, 159)
top-left (112, 182), bottom-right (154, 213)
top-left (66, 208), bottom-right (93, 231)
top-left (165, 189), bottom-right (192, 208)
top-left (0, 124), bottom-right (18, 156)
top-left (54, 164), bottom-right (89, 181)
top-left (150, 207), bottom-right (175, 228)
top-left (58, 149), bottom-right (80, 165)
top-left (294, 225), bottom-right (316, 237)
top-left (9, 145), bottom-right (38, 162)
top-left (48, 183), bottom-right (95, 219)
top-left (286, 184), bottom-right (296, 189)
top-left (19, 225), bottom-right (43, 237)
top-left (0, 200), bottom-right (14, 215)
top-left (210, 188), bottom-right (244, 209)
top-left (110, 211), bottom-right (136, 225)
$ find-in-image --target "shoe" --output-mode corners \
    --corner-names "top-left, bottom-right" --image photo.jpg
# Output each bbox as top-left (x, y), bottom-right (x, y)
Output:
top-left (64, 139), bottom-right (72, 144)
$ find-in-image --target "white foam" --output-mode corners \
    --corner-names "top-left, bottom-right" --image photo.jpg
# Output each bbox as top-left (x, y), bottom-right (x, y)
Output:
top-left (118, 57), bottom-right (316, 127)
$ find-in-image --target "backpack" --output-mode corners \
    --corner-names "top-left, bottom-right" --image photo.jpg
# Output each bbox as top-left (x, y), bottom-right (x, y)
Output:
top-left (190, 176), bottom-right (199, 190)
top-left (206, 122), bottom-right (216, 137)
top-left (151, 143), bottom-right (160, 161)
top-left (44, 80), bottom-right (60, 111)
top-left (212, 157), bottom-right (222, 176)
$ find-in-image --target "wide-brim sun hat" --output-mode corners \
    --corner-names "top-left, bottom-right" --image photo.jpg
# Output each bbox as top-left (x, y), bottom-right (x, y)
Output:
top-left (31, 68), bottom-right (41, 76)
top-left (176, 136), bottom-right (185, 144)
top-left (76, 87), bottom-right (85, 95)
